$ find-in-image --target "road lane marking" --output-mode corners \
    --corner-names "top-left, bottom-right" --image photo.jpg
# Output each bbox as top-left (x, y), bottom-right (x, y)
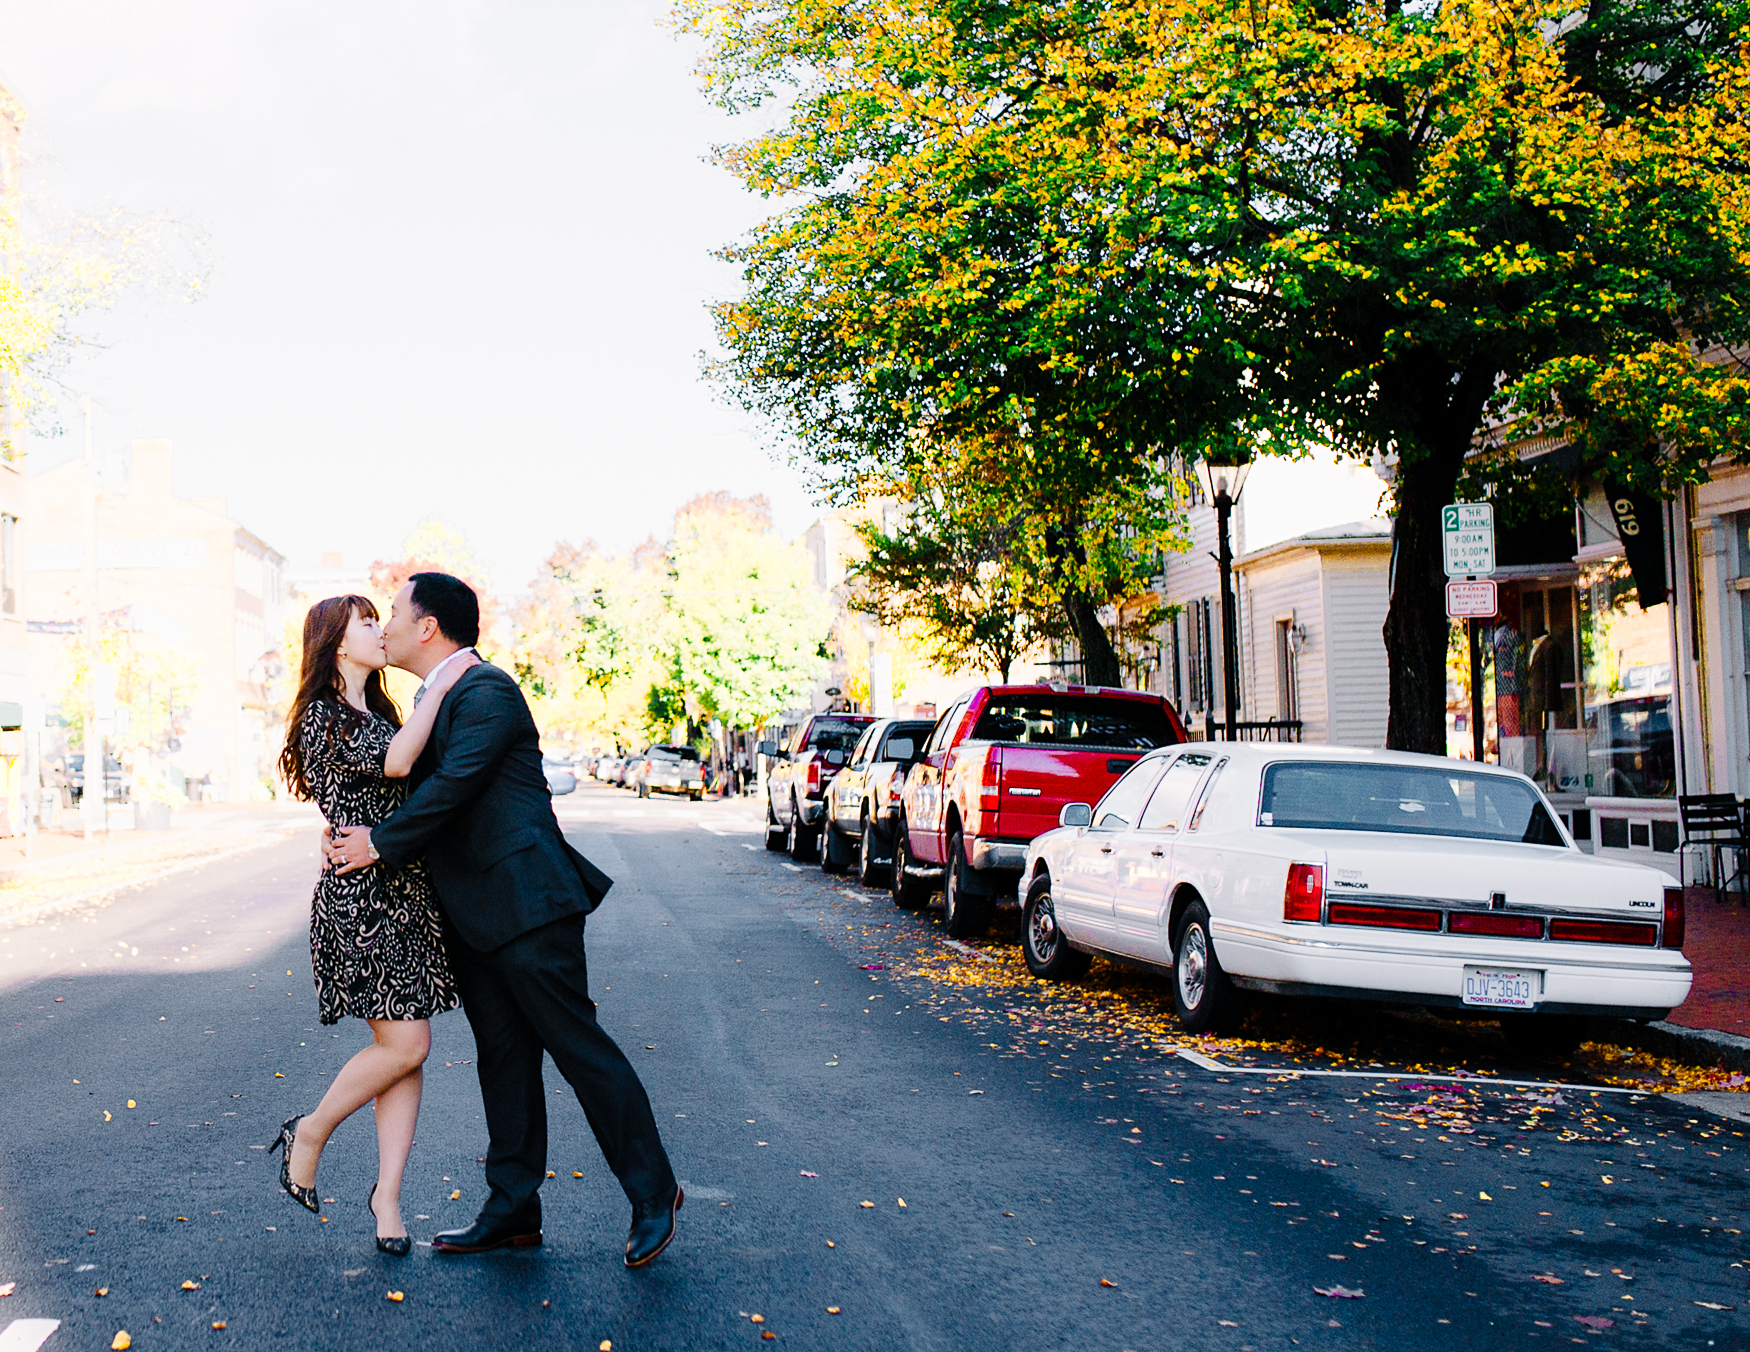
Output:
top-left (0, 1320), bottom-right (62, 1352)
top-left (1174, 1048), bottom-right (1642, 1094)
top-left (942, 939), bottom-right (998, 963)
top-left (782, 863), bottom-right (806, 872)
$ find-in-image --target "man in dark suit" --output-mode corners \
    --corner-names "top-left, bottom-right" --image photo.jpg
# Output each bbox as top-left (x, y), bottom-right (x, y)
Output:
top-left (327, 572), bottom-right (681, 1266)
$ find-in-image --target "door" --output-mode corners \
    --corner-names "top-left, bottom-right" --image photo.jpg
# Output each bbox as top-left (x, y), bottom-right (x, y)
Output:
top-left (1053, 758), bottom-right (1168, 942)
top-left (1110, 754), bottom-right (1213, 957)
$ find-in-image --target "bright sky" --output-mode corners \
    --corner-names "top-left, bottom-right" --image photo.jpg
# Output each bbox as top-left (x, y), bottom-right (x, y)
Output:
top-left (0, 0), bottom-right (815, 593)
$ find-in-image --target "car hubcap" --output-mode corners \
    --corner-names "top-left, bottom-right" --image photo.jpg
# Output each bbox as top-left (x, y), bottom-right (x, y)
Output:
top-left (1178, 925), bottom-right (1208, 1009)
top-left (1029, 896), bottom-right (1057, 959)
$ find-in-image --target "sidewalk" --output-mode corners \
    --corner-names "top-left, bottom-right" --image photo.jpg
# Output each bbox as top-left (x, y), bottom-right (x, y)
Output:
top-left (0, 802), bottom-right (321, 926)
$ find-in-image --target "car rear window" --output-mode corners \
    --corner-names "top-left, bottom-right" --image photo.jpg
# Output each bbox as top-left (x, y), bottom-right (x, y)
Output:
top-left (877, 723), bottom-right (932, 763)
top-left (969, 696), bottom-right (1177, 751)
top-left (649, 746), bottom-right (700, 762)
top-left (1258, 762), bottom-right (1567, 846)
top-left (806, 718), bottom-right (872, 753)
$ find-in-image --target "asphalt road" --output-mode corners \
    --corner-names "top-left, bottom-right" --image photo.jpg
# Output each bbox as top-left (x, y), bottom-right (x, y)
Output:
top-left (1, 783), bottom-right (1746, 1350)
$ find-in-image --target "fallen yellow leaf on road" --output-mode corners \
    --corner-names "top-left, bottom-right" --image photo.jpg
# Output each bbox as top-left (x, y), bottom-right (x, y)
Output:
top-left (750, 1314), bottom-right (765, 1324)
top-left (111, 1335), bottom-right (131, 1351)
top-left (1100, 1279), bottom-right (1117, 1288)
top-left (573, 1172), bottom-right (583, 1179)
top-left (127, 1101), bottom-right (136, 1109)
top-left (95, 1287), bottom-right (109, 1297)
top-left (103, 1111), bottom-right (112, 1122)
top-left (1479, 1192), bottom-right (1491, 1201)
top-left (897, 1198), bottom-right (906, 1208)
top-left (212, 1322), bottom-right (227, 1330)
top-left (546, 1171), bottom-right (556, 1178)
top-left (386, 1290), bottom-right (404, 1302)
top-left (826, 1307), bottom-right (841, 1315)
top-left (599, 1342), bottom-right (611, 1351)
top-left (859, 1201), bottom-right (874, 1208)
top-left (761, 1334), bottom-right (775, 1342)
top-left (0, 1282), bottom-right (13, 1296)
top-left (182, 1280), bottom-right (201, 1290)
top-left (449, 1190), bottom-right (461, 1200)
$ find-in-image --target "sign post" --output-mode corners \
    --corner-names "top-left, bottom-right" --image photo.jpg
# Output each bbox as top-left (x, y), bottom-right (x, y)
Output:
top-left (1442, 503), bottom-right (1497, 764)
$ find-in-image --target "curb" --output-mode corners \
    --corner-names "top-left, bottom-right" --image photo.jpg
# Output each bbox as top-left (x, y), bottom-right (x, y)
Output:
top-left (1604, 1019), bottom-right (1750, 1075)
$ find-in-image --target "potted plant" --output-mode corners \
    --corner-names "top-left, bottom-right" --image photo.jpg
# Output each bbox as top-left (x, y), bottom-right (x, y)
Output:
top-left (134, 776), bottom-right (186, 831)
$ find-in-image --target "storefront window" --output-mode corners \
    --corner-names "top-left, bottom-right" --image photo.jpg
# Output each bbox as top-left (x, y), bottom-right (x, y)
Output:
top-left (1491, 582), bottom-right (1584, 794)
top-left (1577, 557), bottom-right (1674, 798)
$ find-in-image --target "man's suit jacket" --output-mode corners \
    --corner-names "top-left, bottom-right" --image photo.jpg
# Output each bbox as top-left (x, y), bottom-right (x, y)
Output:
top-left (371, 661), bottom-right (612, 952)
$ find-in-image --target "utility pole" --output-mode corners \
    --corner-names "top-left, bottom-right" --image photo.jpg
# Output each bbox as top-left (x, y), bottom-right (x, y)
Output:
top-left (1214, 477), bottom-right (1240, 744)
top-left (79, 394), bottom-right (99, 840)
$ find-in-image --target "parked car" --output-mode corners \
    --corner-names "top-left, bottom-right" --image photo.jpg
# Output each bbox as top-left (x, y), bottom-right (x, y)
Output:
top-left (594, 755), bottom-right (622, 782)
top-left (635, 745), bottom-right (705, 800)
top-left (613, 754), bottom-right (641, 789)
top-left (68, 753), bottom-right (128, 804)
top-left (542, 756), bottom-right (578, 795)
top-left (761, 712), bottom-right (877, 860)
top-left (820, 717), bottom-right (935, 884)
top-left (893, 684), bottom-right (1188, 935)
top-left (1018, 742), bottom-right (1691, 1049)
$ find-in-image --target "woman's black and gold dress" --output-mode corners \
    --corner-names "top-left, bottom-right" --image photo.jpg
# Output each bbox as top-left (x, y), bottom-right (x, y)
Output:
top-left (299, 699), bottom-right (459, 1025)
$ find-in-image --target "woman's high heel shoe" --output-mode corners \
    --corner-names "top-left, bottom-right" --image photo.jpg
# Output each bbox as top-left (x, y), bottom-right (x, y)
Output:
top-left (368, 1183), bottom-right (411, 1257)
top-left (267, 1115), bottom-right (320, 1214)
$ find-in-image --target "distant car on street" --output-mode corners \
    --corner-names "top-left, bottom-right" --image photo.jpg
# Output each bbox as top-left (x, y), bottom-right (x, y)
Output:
top-left (820, 717), bottom-right (934, 885)
top-left (635, 745), bottom-right (705, 800)
top-left (613, 755), bottom-right (641, 789)
top-left (761, 712), bottom-right (876, 861)
top-left (542, 756), bottom-right (578, 795)
top-left (1019, 742), bottom-right (1691, 1049)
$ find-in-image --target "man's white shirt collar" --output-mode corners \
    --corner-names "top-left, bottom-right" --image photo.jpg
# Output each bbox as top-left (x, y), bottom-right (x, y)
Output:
top-left (417, 647), bottom-right (476, 701)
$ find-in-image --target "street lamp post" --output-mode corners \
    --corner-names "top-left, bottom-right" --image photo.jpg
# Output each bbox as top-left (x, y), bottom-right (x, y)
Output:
top-left (1197, 455), bottom-right (1252, 743)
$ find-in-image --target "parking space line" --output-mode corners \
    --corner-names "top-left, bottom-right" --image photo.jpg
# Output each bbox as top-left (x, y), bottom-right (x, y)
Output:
top-left (1174, 1047), bottom-right (1642, 1094)
top-left (0, 1320), bottom-right (63, 1352)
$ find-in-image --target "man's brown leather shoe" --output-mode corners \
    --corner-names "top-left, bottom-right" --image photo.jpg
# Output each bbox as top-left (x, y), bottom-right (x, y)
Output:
top-left (432, 1214), bottom-right (543, 1254)
top-left (624, 1186), bottom-right (683, 1268)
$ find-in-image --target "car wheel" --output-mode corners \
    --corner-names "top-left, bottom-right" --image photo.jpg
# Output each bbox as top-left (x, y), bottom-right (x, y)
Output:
top-left (857, 815), bottom-right (888, 888)
top-left (942, 830), bottom-right (993, 938)
top-left (788, 799), bottom-right (819, 863)
top-left (821, 819), bottom-right (850, 874)
top-left (1022, 872), bottom-right (1091, 981)
top-left (1171, 898), bottom-right (1240, 1033)
top-left (764, 800), bottom-right (786, 852)
top-left (1499, 1015), bottom-right (1584, 1061)
top-left (890, 822), bottom-right (931, 911)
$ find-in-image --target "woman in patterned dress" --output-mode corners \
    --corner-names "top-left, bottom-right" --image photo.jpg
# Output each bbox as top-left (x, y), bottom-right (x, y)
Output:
top-left (270, 594), bottom-right (476, 1253)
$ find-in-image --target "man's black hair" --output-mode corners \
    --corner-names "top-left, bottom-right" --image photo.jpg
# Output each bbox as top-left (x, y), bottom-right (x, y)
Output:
top-left (408, 572), bottom-right (480, 647)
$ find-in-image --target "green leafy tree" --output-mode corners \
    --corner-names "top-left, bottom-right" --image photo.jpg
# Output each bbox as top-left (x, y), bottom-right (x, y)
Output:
top-left (678, 0), bottom-right (1750, 750)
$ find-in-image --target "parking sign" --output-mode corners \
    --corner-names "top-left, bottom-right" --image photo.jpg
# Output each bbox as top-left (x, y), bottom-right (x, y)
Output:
top-left (1442, 502), bottom-right (1495, 577)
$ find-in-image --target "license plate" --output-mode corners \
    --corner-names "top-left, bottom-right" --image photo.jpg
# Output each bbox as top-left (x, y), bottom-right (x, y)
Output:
top-left (1461, 967), bottom-right (1542, 1010)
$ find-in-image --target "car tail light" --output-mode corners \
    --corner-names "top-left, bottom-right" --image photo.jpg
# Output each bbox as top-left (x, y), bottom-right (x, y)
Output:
top-left (1548, 917), bottom-right (1660, 947)
top-left (980, 752), bottom-right (1002, 799)
top-left (1663, 886), bottom-right (1685, 950)
top-left (1449, 912), bottom-right (1545, 939)
top-left (807, 759), bottom-right (821, 796)
top-left (1283, 864), bottom-right (1323, 922)
top-left (1327, 902), bottom-right (1442, 932)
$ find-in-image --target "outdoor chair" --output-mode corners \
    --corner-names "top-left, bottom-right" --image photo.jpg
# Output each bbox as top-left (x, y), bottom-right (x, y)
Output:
top-left (1678, 792), bottom-right (1748, 906)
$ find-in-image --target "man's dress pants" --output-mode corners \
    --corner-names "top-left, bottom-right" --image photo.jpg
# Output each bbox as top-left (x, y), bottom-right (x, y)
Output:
top-left (446, 913), bottom-right (675, 1222)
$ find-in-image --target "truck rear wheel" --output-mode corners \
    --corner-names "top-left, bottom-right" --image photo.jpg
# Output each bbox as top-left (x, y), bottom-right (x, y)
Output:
top-left (787, 799), bottom-right (819, 863)
top-left (821, 819), bottom-right (851, 874)
top-left (942, 830), bottom-right (993, 938)
top-left (857, 816), bottom-right (888, 888)
top-left (890, 822), bottom-right (931, 911)
top-left (1022, 872), bottom-right (1091, 981)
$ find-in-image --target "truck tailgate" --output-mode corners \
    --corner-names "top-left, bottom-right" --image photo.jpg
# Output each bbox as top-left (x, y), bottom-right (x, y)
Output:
top-left (993, 746), bottom-right (1144, 840)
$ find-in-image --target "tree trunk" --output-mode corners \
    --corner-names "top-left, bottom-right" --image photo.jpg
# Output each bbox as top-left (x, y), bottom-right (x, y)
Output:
top-left (1065, 589), bottom-right (1123, 687)
top-left (1380, 367), bottom-right (1494, 754)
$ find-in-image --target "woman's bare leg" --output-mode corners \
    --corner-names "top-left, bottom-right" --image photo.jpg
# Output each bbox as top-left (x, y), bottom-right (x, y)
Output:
top-left (287, 1019), bottom-right (431, 1192)
top-left (370, 1066), bottom-right (423, 1238)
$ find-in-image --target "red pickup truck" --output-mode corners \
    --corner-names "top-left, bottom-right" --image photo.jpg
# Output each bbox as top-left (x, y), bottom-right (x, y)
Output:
top-left (893, 684), bottom-right (1188, 936)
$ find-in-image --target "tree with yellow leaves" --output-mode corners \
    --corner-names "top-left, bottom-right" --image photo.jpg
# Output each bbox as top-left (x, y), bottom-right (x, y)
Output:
top-left (679, 0), bottom-right (1750, 749)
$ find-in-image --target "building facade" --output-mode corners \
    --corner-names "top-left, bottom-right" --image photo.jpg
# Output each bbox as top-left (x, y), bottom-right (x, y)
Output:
top-left (25, 440), bottom-right (287, 801)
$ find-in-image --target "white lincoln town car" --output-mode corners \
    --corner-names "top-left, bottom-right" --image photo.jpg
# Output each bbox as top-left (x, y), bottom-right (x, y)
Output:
top-left (1018, 743), bottom-right (1691, 1048)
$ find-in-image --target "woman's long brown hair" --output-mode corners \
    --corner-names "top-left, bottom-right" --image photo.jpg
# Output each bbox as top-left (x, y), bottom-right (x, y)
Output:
top-left (278, 595), bottom-right (402, 801)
